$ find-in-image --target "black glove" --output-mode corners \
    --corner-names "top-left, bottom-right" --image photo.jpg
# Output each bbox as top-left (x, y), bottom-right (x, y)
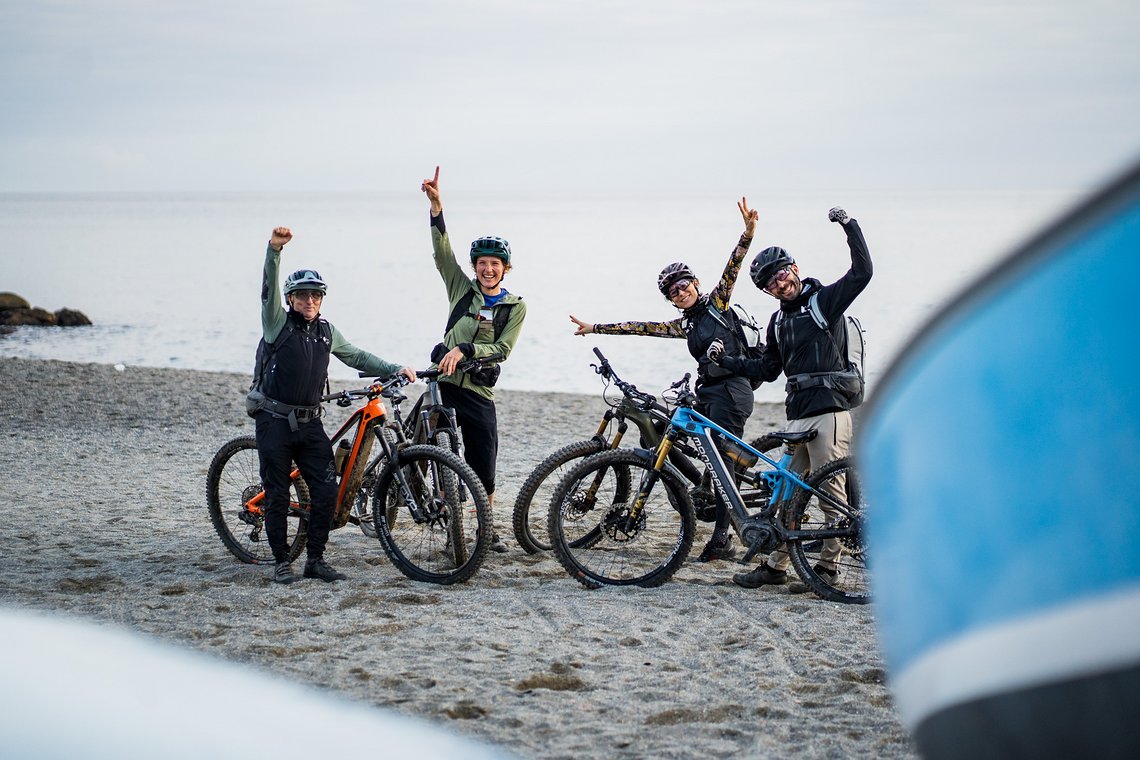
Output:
top-left (828, 207), bottom-right (848, 224)
top-left (706, 339), bottom-right (725, 364)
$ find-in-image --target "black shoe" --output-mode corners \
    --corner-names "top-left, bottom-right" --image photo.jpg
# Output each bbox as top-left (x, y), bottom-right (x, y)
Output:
top-left (696, 535), bottom-right (737, 563)
top-left (732, 563), bottom-right (788, 589)
top-left (489, 533), bottom-right (509, 554)
top-left (303, 558), bottom-right (347, 582)
top-left (273, 562), bottom-right (297, 584)
top-left (812, 563), bottom-right (839, 584)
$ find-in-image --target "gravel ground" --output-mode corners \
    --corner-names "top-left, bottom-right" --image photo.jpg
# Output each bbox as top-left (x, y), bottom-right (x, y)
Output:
top-left (0, 357), bottom-right (915, 759)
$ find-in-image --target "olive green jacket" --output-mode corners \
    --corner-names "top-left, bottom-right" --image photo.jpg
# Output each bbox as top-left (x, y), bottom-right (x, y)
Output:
top-left (431, 214), bottom-right (526, 400)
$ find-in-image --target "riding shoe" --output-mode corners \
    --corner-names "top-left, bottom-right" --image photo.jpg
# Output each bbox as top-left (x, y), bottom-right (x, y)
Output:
top-left (273, 562), bottom-right (297, 584)
top-left (732, 563), bottom-right (788, 589)
top-left (489, 533), bottom-right (509, 554)
top-left (696, 535), bottom-right (737, 563)
top-left (303, 557), bottom-right (347, 582)
top-left (813, 563), bottom-right (840, 584)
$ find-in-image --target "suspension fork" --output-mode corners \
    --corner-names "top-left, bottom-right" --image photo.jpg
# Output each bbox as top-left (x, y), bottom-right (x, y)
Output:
top-left (626, 429), bottom-right (675, 521)
top-left (373, 419), bottom-right (433, 523)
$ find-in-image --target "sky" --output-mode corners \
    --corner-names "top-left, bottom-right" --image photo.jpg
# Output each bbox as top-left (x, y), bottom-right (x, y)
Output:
top-left (2, 0), bottom-right (1139, 197)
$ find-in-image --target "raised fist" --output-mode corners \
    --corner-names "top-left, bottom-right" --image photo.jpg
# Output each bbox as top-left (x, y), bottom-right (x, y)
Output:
top-left (706, 339), bottom-right (725, 364)
top-left (270, 226), bottom-right (293, 250)
top-left (828, 207), bottom-right (848, 224)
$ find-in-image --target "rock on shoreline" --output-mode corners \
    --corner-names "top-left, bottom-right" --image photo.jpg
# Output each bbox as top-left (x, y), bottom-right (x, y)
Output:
top-left (0, 292), bottom-right (91, 327)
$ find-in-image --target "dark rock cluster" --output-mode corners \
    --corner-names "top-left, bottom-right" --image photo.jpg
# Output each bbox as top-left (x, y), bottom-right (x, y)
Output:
top-left (0, 292), bottom-right (91, 327)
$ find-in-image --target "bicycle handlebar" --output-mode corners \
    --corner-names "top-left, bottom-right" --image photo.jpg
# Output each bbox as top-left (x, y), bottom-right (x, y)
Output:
top-left (334, 352), bottom-right (508, 404)
top-left (590, 347), bottom-right (671, 414)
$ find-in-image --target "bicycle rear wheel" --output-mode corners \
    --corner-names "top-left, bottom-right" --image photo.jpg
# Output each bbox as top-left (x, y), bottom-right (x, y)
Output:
top-left (205, 436), bottom-right (308, 565)
top-left (548, 449), bottom-right (695, 589)
top-left (372, 444), bottom-right (491, 584)
top-left (785, 457), bottom-right (870, 604)
top-left (512, 438), bottom-right (610, 554)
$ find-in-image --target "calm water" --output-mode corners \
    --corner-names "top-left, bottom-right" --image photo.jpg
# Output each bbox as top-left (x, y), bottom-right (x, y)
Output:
top-left (1, 189), bottom-right (1074, 403)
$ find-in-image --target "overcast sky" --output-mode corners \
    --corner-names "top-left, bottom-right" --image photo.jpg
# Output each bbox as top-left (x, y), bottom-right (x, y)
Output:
top-left (2, 1), bottom-right (1138, 195)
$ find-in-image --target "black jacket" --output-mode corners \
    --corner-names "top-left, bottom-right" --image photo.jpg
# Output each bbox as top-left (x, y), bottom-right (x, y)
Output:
top-left (723, 219), bottom-right (872, 419)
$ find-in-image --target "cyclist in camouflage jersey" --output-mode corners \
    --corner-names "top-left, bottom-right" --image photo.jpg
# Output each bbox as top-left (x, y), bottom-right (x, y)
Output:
top-left (569, 198), bottom-right (759, 563)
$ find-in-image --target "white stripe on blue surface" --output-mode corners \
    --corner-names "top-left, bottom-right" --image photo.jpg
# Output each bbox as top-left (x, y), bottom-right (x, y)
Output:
top-left (892, 584), bottom-right (1140, 729)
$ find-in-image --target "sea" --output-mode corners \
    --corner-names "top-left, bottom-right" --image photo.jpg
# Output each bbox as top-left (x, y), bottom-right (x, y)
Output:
top-left (0, 189), bottom-right (1077, 404)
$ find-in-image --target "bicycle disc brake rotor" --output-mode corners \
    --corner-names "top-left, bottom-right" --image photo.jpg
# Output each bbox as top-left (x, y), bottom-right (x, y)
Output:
top-left (601, 504), bottom-right (645, 542)
top-left (564, 489), bottom-right (598, 521)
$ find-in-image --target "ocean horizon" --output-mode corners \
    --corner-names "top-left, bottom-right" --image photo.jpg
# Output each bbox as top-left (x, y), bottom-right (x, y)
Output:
top-left (1, 188), bottom-right (1076, 403)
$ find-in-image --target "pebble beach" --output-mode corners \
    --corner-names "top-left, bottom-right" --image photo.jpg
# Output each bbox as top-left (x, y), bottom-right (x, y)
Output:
top-left (0, 356), bottom-right (916, 758)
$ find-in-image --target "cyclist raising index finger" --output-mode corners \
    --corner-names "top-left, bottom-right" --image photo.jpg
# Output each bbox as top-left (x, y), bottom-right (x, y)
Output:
top-left (421, 166), bottom-right (527, 553)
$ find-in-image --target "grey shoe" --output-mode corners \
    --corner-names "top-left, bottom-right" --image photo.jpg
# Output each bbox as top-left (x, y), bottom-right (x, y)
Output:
top-left (696, 535), bottom-right (737, 563)
top-left (303, 558), bottom-right (347, 582)
top-left (732, 563), bottom-right (787, 589)
top-left (812, 563), bottom-right (840, 584)
top-left (273, 562), bottom-right (297, 584)
top-left (489, 533), bottom-right (509, 554)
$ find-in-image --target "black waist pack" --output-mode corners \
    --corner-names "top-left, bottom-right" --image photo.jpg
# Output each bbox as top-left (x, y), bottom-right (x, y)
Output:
top-left (468, 363), bottom-right (500, 388)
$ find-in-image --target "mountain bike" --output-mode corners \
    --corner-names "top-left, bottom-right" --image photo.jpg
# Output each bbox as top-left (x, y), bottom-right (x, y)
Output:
top-left (547, 348), bottom-right (868, 603)
top-left (511, 350), bottom-right (781, 553)
top-left (205, 360), bottom-right (496, 585)
top-left (348, 353), bottom-right (503, 539)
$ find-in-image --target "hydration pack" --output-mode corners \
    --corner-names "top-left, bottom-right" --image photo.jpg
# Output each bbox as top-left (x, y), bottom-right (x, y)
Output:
top-left (777, 292), bottom-right (866, 407)
top-left (246, 319), bottom-right (332, 417)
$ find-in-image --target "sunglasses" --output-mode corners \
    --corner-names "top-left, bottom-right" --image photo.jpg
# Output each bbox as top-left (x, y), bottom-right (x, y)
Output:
top-left (667, 278), bottom-right (694, 299)
top-left (764, 267), bottom-right (793, 292)
top-left (291, 290), bottom-right (324, 302)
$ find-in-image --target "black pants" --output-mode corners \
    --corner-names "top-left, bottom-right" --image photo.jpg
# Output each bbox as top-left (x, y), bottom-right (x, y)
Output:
top-left (695, 376), bottom-right (754, 530)
top-left (440, 382), bottom-right (498, 496)
top-left (255, 412), bottom-right (338, 563)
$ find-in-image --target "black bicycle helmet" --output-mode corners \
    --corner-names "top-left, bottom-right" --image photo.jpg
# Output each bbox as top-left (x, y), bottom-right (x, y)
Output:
top-left (657, 262), bottom-right (696, 296)
top-left (749, 247), bottom-right (794, 289)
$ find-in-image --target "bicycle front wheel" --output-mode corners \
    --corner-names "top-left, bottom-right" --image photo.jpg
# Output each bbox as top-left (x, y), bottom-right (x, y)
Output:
top-left (785, 456), bottom-right (870, 604)
top-left (512, 438), bottom-right (610, 554)
top-left (548, 449), bottom-right (695, 589)
top-left (372, 444), bottom-right (491, 584)
top-left (205, 436), bottom-right (308, 565)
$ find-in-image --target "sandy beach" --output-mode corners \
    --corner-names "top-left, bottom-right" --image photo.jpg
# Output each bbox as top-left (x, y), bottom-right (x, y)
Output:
top-left (0, 357), bottom-right (915, 758)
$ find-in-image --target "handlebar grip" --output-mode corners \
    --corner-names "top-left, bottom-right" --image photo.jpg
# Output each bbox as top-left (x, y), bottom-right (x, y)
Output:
top-left (592, 347), bottom-right (606, 362)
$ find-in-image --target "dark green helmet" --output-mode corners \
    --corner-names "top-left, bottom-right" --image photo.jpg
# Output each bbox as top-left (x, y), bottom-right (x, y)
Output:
top-left (470, 236), bottom-right (511, 265)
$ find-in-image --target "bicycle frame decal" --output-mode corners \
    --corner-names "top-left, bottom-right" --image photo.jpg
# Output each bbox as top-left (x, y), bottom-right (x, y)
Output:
top-left (669, 407), bottom-right (813, 515)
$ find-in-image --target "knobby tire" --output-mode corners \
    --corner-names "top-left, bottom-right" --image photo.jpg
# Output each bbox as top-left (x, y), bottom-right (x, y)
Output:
top-left (205, 435), bottom-right (308, 565)
top-left (785, 456), bottom-right (870, 604)
top-left (547, 448), bottom-right (695, 589)
top-left (372, 444), bottom-right (491, 585)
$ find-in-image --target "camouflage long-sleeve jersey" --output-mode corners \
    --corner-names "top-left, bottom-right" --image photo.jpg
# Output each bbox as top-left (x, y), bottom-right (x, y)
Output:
top-left (593, 231), bottom-right (754, 338)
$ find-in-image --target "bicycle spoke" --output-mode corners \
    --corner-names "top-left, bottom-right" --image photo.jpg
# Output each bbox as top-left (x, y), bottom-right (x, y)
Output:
top-left (548, 450), bottom-right (694, 588)
top-left (786, 458), bottom-right (870, 604)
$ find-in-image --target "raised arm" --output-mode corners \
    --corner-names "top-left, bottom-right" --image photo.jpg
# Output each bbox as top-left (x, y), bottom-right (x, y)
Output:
top-left (261, 226), bottom-right (292, 342)
top-left (708, 197), bottom-right (757, 310)
top-left (422, 165), bottom-right (442, 217)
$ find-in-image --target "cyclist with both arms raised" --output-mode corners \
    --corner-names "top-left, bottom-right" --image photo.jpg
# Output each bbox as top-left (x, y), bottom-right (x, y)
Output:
top-left (255, 227), bottom-right (415, 584)
top-left (421, 167), bottom-right (527, 553)
top-left (569, 198), bottom-right (759, 563)
top-left (708, 207), bottom-right (872, 589)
